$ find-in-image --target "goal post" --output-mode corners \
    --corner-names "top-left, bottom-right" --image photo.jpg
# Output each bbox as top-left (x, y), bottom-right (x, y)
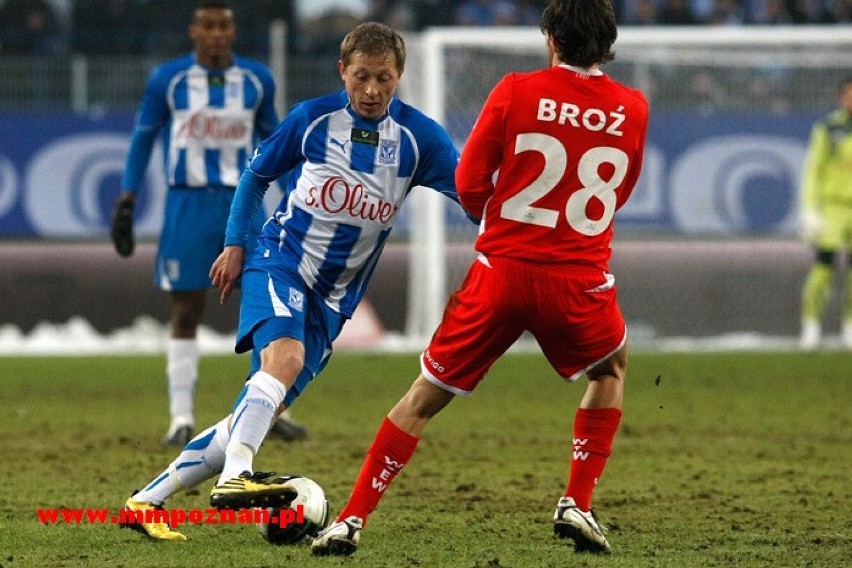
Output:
top-left (397, 26), bottom-right (852, 345)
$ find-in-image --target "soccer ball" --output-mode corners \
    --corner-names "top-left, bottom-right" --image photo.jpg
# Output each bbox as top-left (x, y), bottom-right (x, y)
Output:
top-left (255, 475), bottom-right (330, 545)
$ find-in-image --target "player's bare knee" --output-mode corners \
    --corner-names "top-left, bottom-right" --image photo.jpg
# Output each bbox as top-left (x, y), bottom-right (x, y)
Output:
top-left (260, 339), bottom-right (305, 384)
top-left (262, 359), bottom-right (303, 388)
top-left (398, 376), bottom-right (453, 420)
top-left (170, 291), bottom-right (205, 334)
top-left (172, 315), bottom-right (201, 336)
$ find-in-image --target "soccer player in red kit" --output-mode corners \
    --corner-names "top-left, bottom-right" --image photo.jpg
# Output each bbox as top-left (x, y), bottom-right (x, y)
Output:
top-left (312, 0), bottom-right (649, 556)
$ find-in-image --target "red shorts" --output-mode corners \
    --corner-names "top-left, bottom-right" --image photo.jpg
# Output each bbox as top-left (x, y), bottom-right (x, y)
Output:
top-left (420, 255), bottom-right (626, 395)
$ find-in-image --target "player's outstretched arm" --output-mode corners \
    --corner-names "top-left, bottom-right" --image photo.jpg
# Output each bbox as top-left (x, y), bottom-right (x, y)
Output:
top-left (210, 245), bottom-right (245, 304)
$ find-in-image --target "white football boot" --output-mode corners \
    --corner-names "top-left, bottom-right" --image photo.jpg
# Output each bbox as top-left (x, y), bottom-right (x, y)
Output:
top-left (553, 497), bottom-right (611, 553)
top-left (311, 515), bottom-right (363, 556)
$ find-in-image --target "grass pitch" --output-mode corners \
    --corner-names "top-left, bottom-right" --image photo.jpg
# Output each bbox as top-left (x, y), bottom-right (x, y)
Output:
top-left (1, 351), bottom-right (849, 567)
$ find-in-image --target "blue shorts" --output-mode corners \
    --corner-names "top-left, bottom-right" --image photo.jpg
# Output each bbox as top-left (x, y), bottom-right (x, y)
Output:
top-left (236, 253), bottom-right (347, 407)
top-left (155, 186), bottom-right (265, 292)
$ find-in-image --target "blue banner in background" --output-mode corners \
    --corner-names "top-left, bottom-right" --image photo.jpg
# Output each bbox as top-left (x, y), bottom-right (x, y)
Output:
top-left (0, 112), bottom-right (158, 239)
top-left (0, 111), bottom-right (819, 239)
top-left (626, 112), bottom-right (818, 235)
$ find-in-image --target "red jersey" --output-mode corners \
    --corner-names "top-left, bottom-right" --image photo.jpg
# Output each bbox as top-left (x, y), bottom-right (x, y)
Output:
top-left (456, 65), bottom-right (649, 270)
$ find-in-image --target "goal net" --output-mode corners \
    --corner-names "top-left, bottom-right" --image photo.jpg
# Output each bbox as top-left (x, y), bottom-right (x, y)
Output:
top-left (396, 26), bottom-right (852, 343)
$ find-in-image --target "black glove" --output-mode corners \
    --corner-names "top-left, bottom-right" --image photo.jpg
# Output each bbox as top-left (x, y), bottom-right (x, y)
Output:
top-left (111, 194), bottom-right (135, 257)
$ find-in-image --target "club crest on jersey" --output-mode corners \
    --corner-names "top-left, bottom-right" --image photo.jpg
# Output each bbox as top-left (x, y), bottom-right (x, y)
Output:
top-left (378, 140), bottom-right (398, 165)
top-left (288, 288), bottom-right (304, 312)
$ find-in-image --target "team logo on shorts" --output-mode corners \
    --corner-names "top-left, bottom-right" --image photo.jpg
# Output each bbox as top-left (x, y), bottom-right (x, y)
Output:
top-left (378, 140), bottom-right (398, 165)
top-left (166, 259), bottom-right (180, 283)
top-left (288, 288), bottom-right (304, 312)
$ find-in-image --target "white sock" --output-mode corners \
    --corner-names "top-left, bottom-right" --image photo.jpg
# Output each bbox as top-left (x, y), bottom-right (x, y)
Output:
top-left (167, 338), bottom-right (199, 428)
top-left (842, 320), bottom-right (852, 348)
top-left (133, 416), bottom-right (230, 505)
top-left (217, 372), bottom-right (286, 485)
top-left (800, 320), bottom-right (821, 349)
top-left (132, 464), bottom-right (183, 507)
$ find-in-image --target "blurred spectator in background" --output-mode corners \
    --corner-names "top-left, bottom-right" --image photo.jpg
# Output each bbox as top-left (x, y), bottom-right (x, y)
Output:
top-left (231, 0), bottom-right (296, 57)
top-left (752, 0), bottom-right (794, 23)
top-left (0, 0), bottom-right (63, 54)
top-left (787, 0), bottom-right (832, 22)
top-left (454, 0), bottom-right (520, 26)
top-left (367, 0), bottom-right (416, 30)
top-left (71, 0), bottom-right (139, 54)
top-left (635, 0), bottom-right (660, 23)
top-left (296, 0), bottom-right (366, 53)
top-left (515, 0), bottom-right (545, 24)
top-left (708, 0), bottom-right (746, 24)
top-left (829, 0), bottom-right (852, 21)
top-left (411, 0), bottom-right (456, 29)
top-left (74, 0), bottom-right (294, 59)
top-left (614, 0), bottom-right (651, 24)
top-left (137, 0), bottom-right (195, 57)
top-left (689, 71), bottom-right (728, 113)
top-left (657, 0), bottom-right (699, 24)
top-left (262, 0), bottom-right (295, 21)
top-left (689, 0), bottom-right (716, 21)
top-left (5, 0), bottom-right (849, 62)
top-left (743, 72), bottom-right (792, 113)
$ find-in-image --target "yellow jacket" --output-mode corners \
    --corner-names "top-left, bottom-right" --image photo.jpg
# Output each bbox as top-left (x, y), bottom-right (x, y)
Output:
top-left (801, 108), bottom-right (852, 211)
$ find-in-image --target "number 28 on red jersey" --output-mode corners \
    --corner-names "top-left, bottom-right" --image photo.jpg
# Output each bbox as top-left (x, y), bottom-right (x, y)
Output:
top-left (456, 65), bottom-right (649, 270)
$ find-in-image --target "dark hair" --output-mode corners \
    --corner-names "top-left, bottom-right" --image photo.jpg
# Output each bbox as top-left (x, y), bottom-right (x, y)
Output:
top-left (191, 0), bottom-right (234, 24)
top-left (841, 77), bottom-right (852, 92)
top-left (340, 22), bottom-right (406, 73)
top-left (540, 0), bottom-right (617, 68)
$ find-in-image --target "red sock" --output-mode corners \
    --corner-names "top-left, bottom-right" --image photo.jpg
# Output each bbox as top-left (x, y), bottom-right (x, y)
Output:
top-left (565, 407), bottom-right (622, 511)
top-left (336, 417), bottom-right (419, 525)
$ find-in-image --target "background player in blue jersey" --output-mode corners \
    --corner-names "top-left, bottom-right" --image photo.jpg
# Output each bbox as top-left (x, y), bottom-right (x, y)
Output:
top-left (119, 20), bottom-right (467, 541)
top-left (110, 0), bottom-right (307, 446)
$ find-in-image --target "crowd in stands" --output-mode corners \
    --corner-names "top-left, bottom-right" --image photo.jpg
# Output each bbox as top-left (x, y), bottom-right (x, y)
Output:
top-left (0, 0), bottom-right (849, 57)
top-left (0, 0), bottom-right (293, 56)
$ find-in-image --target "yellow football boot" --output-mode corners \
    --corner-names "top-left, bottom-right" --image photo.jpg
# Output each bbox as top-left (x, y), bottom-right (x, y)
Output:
top-left (119, 497), bottom-right (187, 541)
top-left (210, 471), bottom-right (298, 509)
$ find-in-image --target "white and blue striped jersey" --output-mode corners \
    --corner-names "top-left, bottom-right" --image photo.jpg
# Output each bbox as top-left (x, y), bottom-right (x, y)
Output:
top-left (122, 53), bottom-right (278, 191)
top-left (226, 90), bottom-right (461, 318)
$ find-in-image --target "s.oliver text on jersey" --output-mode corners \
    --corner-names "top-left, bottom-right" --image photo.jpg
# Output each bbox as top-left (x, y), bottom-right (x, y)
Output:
top-left (536, 99), bottom-right (626, 137)
top-left (177, 112), bottom-right (250, 141)
top-left (305, 176), bottom-right (399, 223)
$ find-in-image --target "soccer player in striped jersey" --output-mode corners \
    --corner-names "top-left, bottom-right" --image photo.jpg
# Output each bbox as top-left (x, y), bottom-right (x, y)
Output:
top-left (110, 1), bottom-right (306, 447)
top-left (120, 21), bottom-right (466, 540)
top-left (312, 0), bottom-right (649, 556)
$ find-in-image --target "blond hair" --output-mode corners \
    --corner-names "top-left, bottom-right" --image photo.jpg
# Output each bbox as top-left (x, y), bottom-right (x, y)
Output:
top-left (339, 22), bottom-right (406, 73)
